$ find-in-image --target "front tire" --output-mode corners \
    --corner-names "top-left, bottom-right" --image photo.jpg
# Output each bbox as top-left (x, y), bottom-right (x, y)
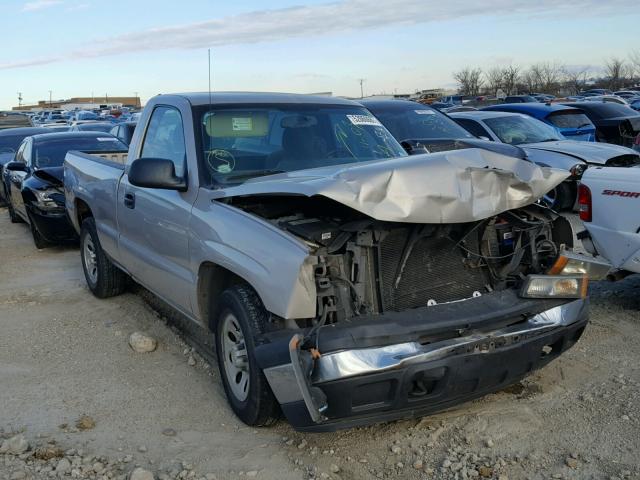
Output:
top-left (214, 285), bottom-right (279, 426)
top-left (29, 218), bottom-right (50, 249)
top-left (80, 217), bottom-right (128, 298)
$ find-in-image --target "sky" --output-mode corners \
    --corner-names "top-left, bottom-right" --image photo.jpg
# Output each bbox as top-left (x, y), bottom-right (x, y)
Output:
top-left (0, 0), bottom-right (638, 109)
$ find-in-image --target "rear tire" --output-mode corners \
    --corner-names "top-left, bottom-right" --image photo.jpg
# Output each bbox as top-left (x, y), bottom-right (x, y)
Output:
top-left (7, 201), bottom-right (23, 223)
top-left (543, 182), bottom-right (574, 211)
top-left (80, 217), bottom-right (128, 298)
top-left (214, 284), bottom-right (279, 427)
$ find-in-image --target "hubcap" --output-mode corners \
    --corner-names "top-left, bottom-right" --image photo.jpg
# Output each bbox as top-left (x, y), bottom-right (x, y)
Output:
top-left (83, 234), bottom-right (98, 285)
top-left (220, 313), bottom-right (250, 401)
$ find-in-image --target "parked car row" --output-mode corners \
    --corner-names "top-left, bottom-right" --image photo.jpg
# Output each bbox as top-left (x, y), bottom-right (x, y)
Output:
top-left (0, 91), bottom-right (616, 432)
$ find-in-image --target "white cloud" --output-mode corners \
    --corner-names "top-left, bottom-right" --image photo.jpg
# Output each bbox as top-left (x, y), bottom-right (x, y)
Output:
top-left (3, 0), bottom-right (637, 68)
top-left (22, 0), bottom-right (63, 12)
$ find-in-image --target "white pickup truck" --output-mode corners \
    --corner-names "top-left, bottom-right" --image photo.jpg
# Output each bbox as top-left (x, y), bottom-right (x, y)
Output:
top-left (578, 166), bottom-right (640, 278)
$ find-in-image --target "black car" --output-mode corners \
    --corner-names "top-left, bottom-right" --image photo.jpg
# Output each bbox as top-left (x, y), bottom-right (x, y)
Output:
top-left (562, 102), bottom-right (640, 147)
top-left (360, 99), bottom-right (527, 160)
top-left (0, 127), bottom-right (51, 205)
top-left (109, 121), bottom-right (137, 145)
top-left (5, 132), bottom-right (128, 248)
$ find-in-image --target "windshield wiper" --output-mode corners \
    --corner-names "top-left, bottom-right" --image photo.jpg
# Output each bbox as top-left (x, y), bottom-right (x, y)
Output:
top-left (538, 138), bottom-right (560, 142)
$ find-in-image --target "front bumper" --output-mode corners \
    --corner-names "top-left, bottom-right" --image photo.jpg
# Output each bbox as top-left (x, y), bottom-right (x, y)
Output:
top-left (27, 205), bottom-right (78, 243)
top-left (261, 296), bottom-right (588, 432)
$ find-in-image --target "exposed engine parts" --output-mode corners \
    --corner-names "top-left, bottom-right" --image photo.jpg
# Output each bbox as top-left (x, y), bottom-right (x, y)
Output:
top-left (229, 196), bottom-right (573, 326)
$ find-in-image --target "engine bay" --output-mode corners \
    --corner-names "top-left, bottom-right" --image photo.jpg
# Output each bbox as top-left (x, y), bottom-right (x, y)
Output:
top-left (228, 195), bottom-right (574, 326)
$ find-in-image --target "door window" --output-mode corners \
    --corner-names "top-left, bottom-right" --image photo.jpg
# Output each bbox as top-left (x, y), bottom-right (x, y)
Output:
top-left (141, 106), bottom-right (186, 177)
top-left (14, 142), bottom-right (27, 163)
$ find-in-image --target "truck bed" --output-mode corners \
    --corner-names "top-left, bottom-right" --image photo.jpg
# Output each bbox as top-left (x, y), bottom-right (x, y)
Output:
top-left (64, 150), bottom-right (126, 256)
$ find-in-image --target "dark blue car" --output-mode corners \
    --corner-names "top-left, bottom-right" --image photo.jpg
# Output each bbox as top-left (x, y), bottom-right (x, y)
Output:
top-left (481, 103), bottom-right (596, 142)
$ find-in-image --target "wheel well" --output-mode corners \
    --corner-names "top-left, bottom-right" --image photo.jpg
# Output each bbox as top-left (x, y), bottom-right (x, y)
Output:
top-left (76, 199), bottom-right (93, 224)
top-left (197, 262), bottom-right (248, 332)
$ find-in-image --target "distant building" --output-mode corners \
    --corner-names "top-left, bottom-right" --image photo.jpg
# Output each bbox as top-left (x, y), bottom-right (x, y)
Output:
top-left (13, 96), bottom-right (141, 111)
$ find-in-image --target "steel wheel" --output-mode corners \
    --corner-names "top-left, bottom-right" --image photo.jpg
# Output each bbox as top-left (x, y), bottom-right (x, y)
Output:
top-left (220, 312), bottom-right (250, 402)
top-left (82, 233), bottom-right (98, 286)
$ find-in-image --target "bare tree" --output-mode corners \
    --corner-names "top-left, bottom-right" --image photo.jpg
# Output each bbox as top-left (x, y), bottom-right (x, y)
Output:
top-left (630, 50), bottom-right (640, 81)
top-left (604, 57), bottom-right (626, 90)
top-left (519, 69), bottom-right (538, 94)
top-left (502, 65), bottom-right (520, 95)
top-left (484, 67), bottom-right (503, 95)
top-left (562, 66), bottom-right (590, 95)
top-left (453, 67), bottom-right (484, 96)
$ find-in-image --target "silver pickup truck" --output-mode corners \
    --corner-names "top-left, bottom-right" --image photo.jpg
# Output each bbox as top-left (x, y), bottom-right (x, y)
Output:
top-left (64, 92), bottom-right (592, 431)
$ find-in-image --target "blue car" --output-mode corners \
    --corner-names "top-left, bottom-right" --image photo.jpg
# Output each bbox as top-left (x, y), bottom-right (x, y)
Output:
top-left (481, 103), bottom-right (596, 141)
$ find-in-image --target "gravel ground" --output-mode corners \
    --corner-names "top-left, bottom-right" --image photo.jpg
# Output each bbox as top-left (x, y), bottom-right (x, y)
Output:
top-left (1, 207), bottom-right (639, 480)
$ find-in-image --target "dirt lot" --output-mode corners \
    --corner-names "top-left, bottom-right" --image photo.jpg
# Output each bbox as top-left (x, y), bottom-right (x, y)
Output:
top-left (1, 207), bottom-right (639, 480)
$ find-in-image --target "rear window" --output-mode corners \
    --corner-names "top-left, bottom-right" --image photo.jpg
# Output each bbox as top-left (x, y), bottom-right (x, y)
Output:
top-left (547, 111), bottom-right (594, 129)
top-left (34, 136), bottom-right (127, 167)
top-left (578, 103), bottom-right (639, 119)
top-left (77, 123), bottom-right (113, 133)
top-left (0, 135), bottom-right (27, 153)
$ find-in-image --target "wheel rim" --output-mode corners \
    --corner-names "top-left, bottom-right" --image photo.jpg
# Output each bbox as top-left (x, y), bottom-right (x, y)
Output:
top-left (83, 234), bottom-right (98, 285)
top-left (220, 312), bottom-right (250, 402)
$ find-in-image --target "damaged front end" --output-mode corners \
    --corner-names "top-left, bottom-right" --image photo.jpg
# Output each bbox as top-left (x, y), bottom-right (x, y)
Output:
top-left (228, 192), bottom-right (589, 430)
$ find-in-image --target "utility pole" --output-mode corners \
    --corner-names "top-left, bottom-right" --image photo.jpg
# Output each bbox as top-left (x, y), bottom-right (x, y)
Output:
top-left (48, 90), bottom-right (52, 107)
top-left (134, 91), bottom-right (139, 108)
top-left (357, 78), bottom-right (366, 99)
top-left (17, 92), bottom-right (23, 108)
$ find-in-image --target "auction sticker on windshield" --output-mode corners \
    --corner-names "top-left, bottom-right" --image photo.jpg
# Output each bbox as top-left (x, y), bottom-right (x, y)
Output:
top-left (415, 110), bottom-right (436, 115)
top-left (347, 114), bottom-right (382, 126)
top-left (97, 137), bottom-right (119, 141)
top-left (232, 117), bottom-right (253, 131)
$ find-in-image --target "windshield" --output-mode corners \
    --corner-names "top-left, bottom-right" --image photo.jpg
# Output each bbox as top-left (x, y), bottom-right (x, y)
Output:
top-left (484, 115), bottom-right (564, 145)
top-left (547, 111), bottom-right (594, 129)
top-left (199, 105), bottom-right (407, 185)
top-left (34, 136), bottom-right (127, 167)
top-left (367, 105), bottom-right (474, 141)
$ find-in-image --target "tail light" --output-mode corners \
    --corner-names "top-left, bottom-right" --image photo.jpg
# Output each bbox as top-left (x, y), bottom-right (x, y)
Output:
top-left (634, 133), bottom-right (640, 146)
top-left (578, 184), bottom-right (592, 222)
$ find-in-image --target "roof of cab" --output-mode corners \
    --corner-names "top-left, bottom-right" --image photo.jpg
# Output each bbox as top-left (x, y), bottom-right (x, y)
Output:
top-left (163, 92), bottom-right (359, 107)
top-left (0, 127), bottom-right (51, 137)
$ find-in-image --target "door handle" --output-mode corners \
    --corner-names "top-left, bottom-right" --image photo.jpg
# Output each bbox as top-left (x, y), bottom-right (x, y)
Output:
top-left (124, 192), bottom-right (136, 209)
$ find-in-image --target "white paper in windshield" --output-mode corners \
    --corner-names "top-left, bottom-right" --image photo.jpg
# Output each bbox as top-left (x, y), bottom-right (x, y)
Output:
top-left (415, 110), bottom-right (436, 115)
top-left (97, 137), bottom-right (118, 141)
top-left (347, 114), bottom-right (382, 126)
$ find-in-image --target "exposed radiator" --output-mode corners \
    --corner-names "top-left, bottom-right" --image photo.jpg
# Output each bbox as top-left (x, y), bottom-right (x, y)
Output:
top-left (377, 229), bottom-right (487, 311)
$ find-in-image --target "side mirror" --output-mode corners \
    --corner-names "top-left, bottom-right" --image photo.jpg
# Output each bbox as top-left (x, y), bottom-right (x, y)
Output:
top-left (5, 161), bottom-right (28, 172)
top-left (128, 158), bottom-right (187, 191)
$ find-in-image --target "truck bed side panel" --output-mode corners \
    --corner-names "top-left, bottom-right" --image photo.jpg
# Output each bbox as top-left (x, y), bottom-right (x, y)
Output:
top-left (64, 151), bottom-right (125, 264)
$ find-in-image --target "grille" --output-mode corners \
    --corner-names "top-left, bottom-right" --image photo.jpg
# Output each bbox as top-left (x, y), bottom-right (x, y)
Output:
top-left (378, 229), bottom-right (487, 311)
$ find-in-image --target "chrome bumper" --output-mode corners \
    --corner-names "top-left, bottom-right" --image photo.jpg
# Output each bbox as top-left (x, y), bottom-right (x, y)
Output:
top-left (264, 299), bottom-right (586, 420)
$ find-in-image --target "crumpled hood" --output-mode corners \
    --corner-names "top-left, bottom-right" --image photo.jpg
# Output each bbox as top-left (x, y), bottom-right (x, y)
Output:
top-left (213, 148), bottom-right (569, 224)
top-left (524, 140), bottom-right (639, 165)
top-left (33, 166), bottom-right (64, 185)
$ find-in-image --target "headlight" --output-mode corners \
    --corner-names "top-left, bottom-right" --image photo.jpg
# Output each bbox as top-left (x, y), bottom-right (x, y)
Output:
top-left (548, 251), bottom-right (611, 280)
top-left (569, 163), bottom-right (587, 177)
top-left (520, 275), bottom-right (588, 299)
top-left (33, 188), bottom-right (64, 211)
